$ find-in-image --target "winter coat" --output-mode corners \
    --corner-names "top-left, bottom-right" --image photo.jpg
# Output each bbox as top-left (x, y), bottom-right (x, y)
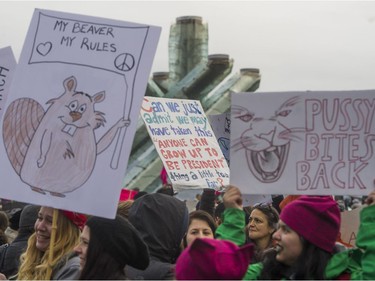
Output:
top-left (324, 204), bottom-right (375, 280)
top-left (0, 229), bottom-right (32, 278)
top-left (126, 193), bottom-right (189, 280)
top-left (52, 253), bottom-right (80, 280)
top-left (216, 204), bottom-right (375, 280)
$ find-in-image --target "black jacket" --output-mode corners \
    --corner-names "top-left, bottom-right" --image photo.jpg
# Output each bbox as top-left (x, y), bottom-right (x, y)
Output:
top-left (0, 229), bottom-right (33, 278)
top-left (126, 193), bottom-right (188, 280)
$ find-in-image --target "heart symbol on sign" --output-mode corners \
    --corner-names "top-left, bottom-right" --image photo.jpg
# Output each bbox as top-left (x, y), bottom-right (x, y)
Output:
top-left (36, 42), bottom-right (52, 56)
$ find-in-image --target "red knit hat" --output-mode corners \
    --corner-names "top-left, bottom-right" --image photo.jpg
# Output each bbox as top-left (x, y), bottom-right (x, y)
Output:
top-left (61, 210), bottom-right (87, 231)
top-left (280, 196), bottom-right (340, 253)
top-left (175, 238), bottom-right (253, 280)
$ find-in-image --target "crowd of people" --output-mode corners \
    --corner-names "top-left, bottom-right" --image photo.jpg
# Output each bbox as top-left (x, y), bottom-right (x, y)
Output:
top-left (0, 183), bottom-right (374, 280)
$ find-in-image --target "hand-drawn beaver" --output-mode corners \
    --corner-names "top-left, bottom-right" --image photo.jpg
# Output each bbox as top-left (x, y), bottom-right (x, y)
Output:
top-left (2, 76), bottom-right (130, 197)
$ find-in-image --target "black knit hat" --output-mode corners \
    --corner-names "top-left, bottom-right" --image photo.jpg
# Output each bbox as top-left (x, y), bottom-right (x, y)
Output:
top-left (19, 205), bottom-right (40, 229)
top-left (86, 215), bottom-right (150, 269)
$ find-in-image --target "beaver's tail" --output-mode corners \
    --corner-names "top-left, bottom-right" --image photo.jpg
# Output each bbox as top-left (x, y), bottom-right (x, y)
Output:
top-left (2, 98), bottom-right (44, 175)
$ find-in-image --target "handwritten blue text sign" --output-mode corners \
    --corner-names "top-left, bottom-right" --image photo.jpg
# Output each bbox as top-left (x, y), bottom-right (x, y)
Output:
top-left (141, 96), bottom-right (230, 190)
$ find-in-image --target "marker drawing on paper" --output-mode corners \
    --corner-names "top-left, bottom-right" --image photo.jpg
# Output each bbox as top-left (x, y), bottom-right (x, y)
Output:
top-left (231, 96), bottom-right (304, 183)
top-left (0, 8), bottom-right (161, 218)
top-left (2, 76), bottom-right (129, 197)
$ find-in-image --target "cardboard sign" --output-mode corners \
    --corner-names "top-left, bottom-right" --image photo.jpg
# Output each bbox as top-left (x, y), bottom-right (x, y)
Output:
top-left (141, 96), bottom-right (230, 190)
top-left (0, 46), bottom-right (16, 121)
top-left (231, 91), bottom-right (375, 196)
top-left (340, 206), bottom-right (363, 247)
top-left (0, 9), bottom-right (161, 218)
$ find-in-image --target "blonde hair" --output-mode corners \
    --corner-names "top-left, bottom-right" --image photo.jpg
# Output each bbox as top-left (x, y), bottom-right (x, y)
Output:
top-left (117, 200), bottom-right (134, 219)
top-left (0, 211), bottom-right (9, 245)
top-left (17, 209), bottom-right (80, 280)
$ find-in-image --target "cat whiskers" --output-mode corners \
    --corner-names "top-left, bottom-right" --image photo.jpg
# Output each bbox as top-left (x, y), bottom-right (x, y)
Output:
top-left (231, 136), bottom-right (256, 152)
top-left (278, 127), bottom-right (306, 142)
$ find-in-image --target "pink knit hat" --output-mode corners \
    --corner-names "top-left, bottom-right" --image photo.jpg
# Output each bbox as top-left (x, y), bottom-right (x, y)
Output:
top-left (175, 238), bottom-right (253, 280)
top-left (280, 196), bottom-right (340, 252)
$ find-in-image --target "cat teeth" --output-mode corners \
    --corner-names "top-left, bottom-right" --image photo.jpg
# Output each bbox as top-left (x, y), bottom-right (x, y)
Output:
top-left (266, 146), bottom-right (276, 152)
top-left (261, 171), bottom-right (278, 180)
top-left (258, 151), bottom-right (267, 161)
top-left (277, 145), bottom-right (284, 157)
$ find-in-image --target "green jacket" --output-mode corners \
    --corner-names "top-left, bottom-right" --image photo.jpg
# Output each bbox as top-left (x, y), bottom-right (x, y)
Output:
top-left (216, 204), bottom-right (375, 280)
top-left (325, 204), bottom-right (375, 280)
top-left (215, 208), bottom-right (246, 246)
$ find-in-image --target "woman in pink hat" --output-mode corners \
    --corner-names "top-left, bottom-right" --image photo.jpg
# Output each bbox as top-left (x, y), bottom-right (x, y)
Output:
top-left (176, 237), bottom-right (254, 280)
top-left (216, 186), bottom-right (375, 280)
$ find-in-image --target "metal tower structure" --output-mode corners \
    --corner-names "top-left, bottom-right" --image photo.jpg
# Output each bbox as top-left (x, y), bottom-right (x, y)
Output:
top-left (123, 16), bottom-right (261, 192)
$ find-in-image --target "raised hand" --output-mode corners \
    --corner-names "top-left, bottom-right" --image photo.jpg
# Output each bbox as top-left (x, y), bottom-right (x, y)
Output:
top-left (223, 185), bottom-right (243, 210)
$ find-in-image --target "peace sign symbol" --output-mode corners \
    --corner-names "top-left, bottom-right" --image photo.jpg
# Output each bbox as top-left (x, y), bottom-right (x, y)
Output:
top-left (114, 53), bottom-right (135, 72)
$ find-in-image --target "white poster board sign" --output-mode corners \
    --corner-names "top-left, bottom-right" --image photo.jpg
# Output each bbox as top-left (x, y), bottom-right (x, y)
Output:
top-left (231, 91), bottom-right (375, 196)
top-left (208, 112), bottom-right (272, 205)
top-left (0, 9), bottom-right (161, 218)
top-left (141, 96), bottom-right (230, 190)
top-left (242, 194), bottom-right (272, 207)
top-left (0, 46), bottom-right (16, 121)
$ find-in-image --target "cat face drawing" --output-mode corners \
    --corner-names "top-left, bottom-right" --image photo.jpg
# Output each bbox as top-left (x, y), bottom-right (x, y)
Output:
top-left (231, 96), bottom-right (303, 183)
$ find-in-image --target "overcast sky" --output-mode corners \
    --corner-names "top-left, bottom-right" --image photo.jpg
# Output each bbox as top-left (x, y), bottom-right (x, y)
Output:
top-left (1, 1), bottom-right (375, 92)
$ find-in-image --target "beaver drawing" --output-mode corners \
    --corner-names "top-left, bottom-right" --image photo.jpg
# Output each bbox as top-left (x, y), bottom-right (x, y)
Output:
top-left (2, 76), bottom-right (130, 197)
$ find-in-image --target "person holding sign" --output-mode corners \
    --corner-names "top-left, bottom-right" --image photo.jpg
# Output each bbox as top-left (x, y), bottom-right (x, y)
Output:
top-left (74, 215), bottom-right (149, 279)
top-left (215, 190), bottom-right (279, 263)
top-left (216, 186), bottom-right (375, 280)
top-left (2, 207), bottom-right (86, 280)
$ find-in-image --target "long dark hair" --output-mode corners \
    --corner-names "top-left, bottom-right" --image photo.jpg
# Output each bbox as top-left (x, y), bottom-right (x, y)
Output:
top-left (259, 237), bottom-right (333, 280)
top-left (79, 231), bottom-right (126, 280)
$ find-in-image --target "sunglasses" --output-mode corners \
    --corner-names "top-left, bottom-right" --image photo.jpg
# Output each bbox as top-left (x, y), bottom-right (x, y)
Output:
top-left (252, 202), bottom-right (279, 221)
top-left (253, 202), bottom-right (273, 209)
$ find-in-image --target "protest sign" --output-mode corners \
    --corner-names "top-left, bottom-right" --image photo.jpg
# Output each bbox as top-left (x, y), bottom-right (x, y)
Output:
top-left (208, 112), bottom-right (272, 204)
top-left (242, 194), bottom-right (272, 207)
top-left (231, 91), bottom-right (375, 196)
top-left (119, 188), bottom-right (138, 201)
top-left (141, 96), bottom-right (230, 190)
top-left (0, 9), bottom-right (161, 218)
top-left (340, 206), bottom-right (363, 247)
top-left (208, 112), bottom-right (231, 166)
top-left (0, 46), bottom-right (16, 121)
